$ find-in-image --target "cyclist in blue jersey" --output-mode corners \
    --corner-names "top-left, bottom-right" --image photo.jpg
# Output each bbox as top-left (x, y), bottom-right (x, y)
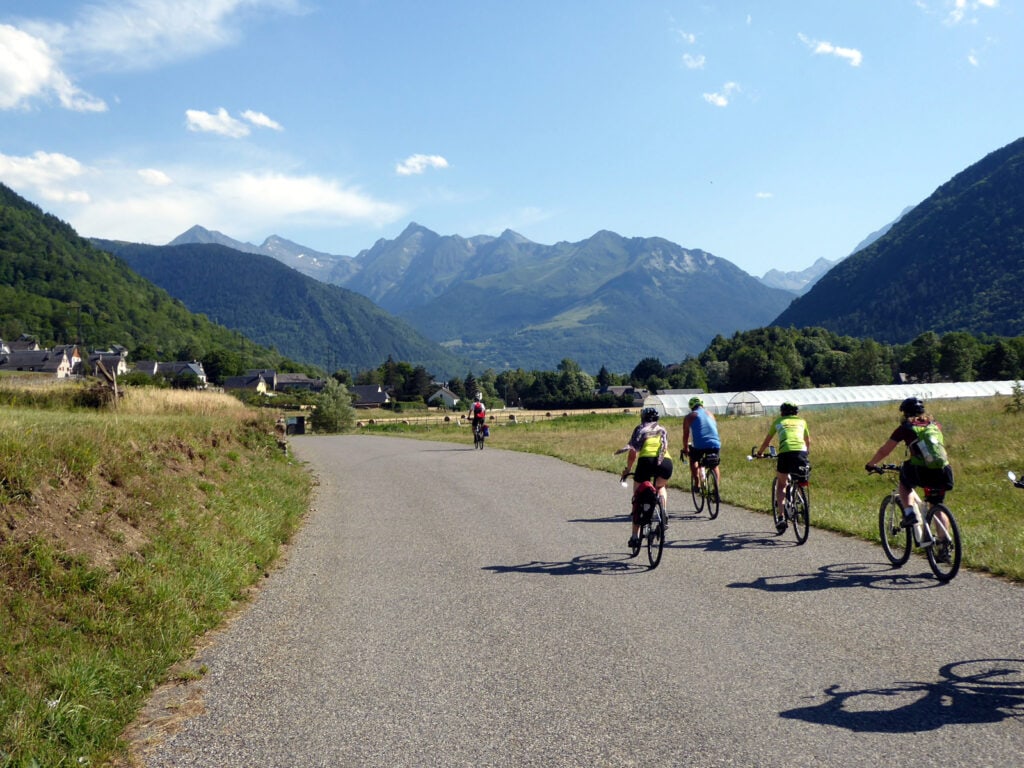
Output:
top-left (681, 396), bottom-right (722, 491)
top-left (619, 407), bottom-right (673, 548)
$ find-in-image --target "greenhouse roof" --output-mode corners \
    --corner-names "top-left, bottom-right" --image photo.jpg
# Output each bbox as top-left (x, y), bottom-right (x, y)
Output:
top-left (647, 380), bottom-right (1018, 417)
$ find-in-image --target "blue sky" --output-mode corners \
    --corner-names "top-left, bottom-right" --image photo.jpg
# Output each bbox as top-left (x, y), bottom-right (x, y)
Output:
top-left (0, 1), bottom-right (1019, 277)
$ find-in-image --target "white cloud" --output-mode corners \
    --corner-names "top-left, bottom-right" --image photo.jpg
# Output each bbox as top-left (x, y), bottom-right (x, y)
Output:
top-left (50, 0), bottom-right (304, 69)
top-left (242, 110), bottom-right (283, 131)
top-left (755, 191), bottom-right (773, 199)
top-left (682, 53), bottom-right (706, 70)
top-left (1, 1), bottom-right (300, 111)
top-left (702, 82), bottom-right (740, 108)
top-left (138, 168), bottom-right (173, 186)
top-left (0, 150), bottom-right (91, 201)
top-left (946, 0), bottom-right (998, 25)
top-left (186, 107), bottom-right (250, 138)
top-left (0, 24), bottom-right (105, 111)
top-left (8, 161), bottom-right (406, 245)
top-left (395, 154), bottom-right (450, 176)
top-left (798, 33), bottom-right (864, 67)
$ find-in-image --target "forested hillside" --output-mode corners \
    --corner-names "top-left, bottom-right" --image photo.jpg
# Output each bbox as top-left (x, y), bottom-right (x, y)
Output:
top-left (0, 184), bottom-right (304, 381)
top-left (94, 239), bottom-right (466, 377)
top-left (775, 136), bottom-right (1024, 341)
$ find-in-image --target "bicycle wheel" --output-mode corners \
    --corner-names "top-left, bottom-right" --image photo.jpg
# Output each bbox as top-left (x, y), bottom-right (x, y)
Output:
top-left (770, 477), bottom-right (784, 534)
top-left (691, 469), bottom-right (705, 514)
top-left (878, 494), bottom-right (912, 566)
top-left (925, 503), bottom-right (961, 582)
top-left (647, 502), bottom-right (664, 569)
top-left (791, 484), bottom-right (809, 545)
top-left (705, 470), bottom-right (720, 520)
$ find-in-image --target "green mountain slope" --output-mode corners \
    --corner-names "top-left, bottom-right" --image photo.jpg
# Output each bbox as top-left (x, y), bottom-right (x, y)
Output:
top-left (94, 240), bottom-right (466, 377)
top-left (0, 184), bottom-right (293, 375)
top-left (774, 136), bottom-right (1024, 341)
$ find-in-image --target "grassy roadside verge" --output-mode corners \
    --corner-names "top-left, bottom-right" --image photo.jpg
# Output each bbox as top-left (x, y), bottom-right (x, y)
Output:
top-left (361, 396), bottom-right (1024, 582)
top-left (0, 389), bottom-right (312, 767)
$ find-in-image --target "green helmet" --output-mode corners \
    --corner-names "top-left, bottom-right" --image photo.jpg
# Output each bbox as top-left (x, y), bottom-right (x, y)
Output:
top-left (688, 396), bottom-right (703, 410)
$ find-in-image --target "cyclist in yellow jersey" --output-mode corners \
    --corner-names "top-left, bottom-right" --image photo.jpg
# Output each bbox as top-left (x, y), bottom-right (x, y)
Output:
top-left (756, 402), bottom-right (810, 533)
top-left (619, 407), bottom-right (673, 548)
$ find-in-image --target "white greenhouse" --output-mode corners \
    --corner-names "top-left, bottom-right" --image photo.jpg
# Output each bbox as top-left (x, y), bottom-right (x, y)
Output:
top-left (646, 380), bottom-right (1019, 418)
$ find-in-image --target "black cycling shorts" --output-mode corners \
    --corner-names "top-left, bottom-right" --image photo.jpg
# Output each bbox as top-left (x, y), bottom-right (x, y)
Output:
top-left (900, 461), bottom-right (954, 493)
top-left (777, 451), bottom-right (809, 478)
top-left (635, 456), bottom-right (673, 484)
top-left (689, 447), bottom-right (720, 467)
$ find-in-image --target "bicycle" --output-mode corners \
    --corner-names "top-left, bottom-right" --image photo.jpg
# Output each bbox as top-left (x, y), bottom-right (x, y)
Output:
top-left (868, 464), bottom-right (961, 582)
top-left (684, 446), bottom-right (720, 519)
top-left (747, 446), bottom-right (810, 545)
top-left (472, 421), bottom-right (487, 449)
top-left (621, 472), bottom-right (664, 569)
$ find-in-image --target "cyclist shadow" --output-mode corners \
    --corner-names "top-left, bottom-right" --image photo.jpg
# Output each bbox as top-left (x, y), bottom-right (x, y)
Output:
top-left (664, 530), bottom-right (798, 553)
top-left (728, 562), bottom-right (950, 592)
top-left (482, 552), bottom-right (649, 576)
top-left (780, 658), bottom-right (1024, 732)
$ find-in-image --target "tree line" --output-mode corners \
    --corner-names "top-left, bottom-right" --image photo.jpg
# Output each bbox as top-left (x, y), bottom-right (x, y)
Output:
top-left (340, 327), bottom-right (1024, 411)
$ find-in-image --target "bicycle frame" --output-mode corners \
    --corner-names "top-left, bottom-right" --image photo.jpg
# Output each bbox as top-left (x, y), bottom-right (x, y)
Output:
top-left (872, 463), bottom-right (961, 581)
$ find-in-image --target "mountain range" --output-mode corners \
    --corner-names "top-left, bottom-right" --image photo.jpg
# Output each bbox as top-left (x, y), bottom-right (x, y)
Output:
top-left (7, 133), bottom-right (1024, 380)
top-left (168, 224), bottom-right (795, 372)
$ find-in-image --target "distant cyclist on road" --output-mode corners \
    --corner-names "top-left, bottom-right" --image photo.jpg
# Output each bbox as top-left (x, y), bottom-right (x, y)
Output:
top-left (756, 402), bottom-right (810, 533)
top-left (619, 407), bottom-right (673, 549)
top-left (468, 392), bottom-right (487, 433)
top-left (681, 396), bottom-right (722, 491)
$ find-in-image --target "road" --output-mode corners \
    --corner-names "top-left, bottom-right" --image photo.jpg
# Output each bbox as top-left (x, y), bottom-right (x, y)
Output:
top-left (136, 435), bottom-right (1024, 768)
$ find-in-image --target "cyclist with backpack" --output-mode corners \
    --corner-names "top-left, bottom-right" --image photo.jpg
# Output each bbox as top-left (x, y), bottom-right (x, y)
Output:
top-left (756, 402), bottom-right (811, 533)
top-left (865, 396), bottom-right (954, 533)
top-left (469, 392), bottom-right (487, 436)
top-left (619, 407), bottom-right (674, 549)
top-left (681, 396), bottom-right (722, 492)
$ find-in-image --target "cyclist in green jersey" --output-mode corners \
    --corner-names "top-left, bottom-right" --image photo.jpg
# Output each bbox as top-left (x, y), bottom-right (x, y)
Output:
top-left (619, 407), bottom-right (673, 548)
top-left (756, 402), bottom-right (811, 533)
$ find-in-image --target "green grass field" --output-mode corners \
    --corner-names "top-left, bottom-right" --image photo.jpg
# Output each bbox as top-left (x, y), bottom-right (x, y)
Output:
top-left (360, 397), bottom-right (1024, 582)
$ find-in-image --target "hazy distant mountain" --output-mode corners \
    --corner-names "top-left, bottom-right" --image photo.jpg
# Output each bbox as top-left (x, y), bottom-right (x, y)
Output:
top-left (774, 136), bottom-right (1024, 341)
top-left (759, 258), bottom-right (837, 294)
top-left (169, 226), bottom-right (357, 283)
top-left (95, 239), bottom-right (466, 377)
top-left (758, 206), bottom-right (915, 295)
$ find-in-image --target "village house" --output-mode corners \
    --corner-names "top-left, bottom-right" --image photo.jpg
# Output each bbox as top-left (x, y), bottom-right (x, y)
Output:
top-left (350, 383), bottom-right (391, 408)
top-left (223, 372), bottom-right (270, 394)
top-left (0, 348), bottom-right (75, 377)
top-left (427, 386), bottom-right (461, 410)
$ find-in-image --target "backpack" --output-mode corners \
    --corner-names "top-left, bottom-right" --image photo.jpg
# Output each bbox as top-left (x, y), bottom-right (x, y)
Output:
top-left (473, 402), bottom-right (485, 418)
top-left (910, 421), bottom-right (949, 469)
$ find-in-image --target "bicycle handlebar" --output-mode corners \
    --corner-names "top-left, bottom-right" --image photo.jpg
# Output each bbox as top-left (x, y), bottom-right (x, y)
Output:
top-left (865, 463), bottom-right (900, 474)
top-left (747, 445), bottom-right (777, 461)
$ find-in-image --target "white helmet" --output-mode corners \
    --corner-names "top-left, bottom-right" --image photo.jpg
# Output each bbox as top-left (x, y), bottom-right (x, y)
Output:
top-left (475, 392), bottom-right (483, 400)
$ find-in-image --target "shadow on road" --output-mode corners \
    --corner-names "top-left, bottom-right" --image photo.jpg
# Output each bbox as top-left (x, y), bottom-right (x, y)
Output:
top-left (663, 530), bottom-right (799, 553)
top-left (728, 562), bottom-right (951, 592)
top-left (780, 658), bottom-right (1024, 732)
top-left (482, 552), bottom-right (650, 576)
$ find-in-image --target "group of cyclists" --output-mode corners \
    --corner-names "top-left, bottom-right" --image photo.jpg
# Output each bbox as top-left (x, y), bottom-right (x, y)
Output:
top-left (618, 394), bottom-right (953, 552)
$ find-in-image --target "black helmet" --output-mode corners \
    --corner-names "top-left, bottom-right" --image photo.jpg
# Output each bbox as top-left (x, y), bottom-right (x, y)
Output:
top-left (900, 396), bottom-right (925, 416)
top-left (780, 402), bottom-right (799, 416)
top-left (641, 406), bottom-right (659, 423)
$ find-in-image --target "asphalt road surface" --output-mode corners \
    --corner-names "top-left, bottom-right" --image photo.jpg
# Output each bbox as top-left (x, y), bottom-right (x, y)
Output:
top-left (137, 435), bottom-right (1024, 768)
